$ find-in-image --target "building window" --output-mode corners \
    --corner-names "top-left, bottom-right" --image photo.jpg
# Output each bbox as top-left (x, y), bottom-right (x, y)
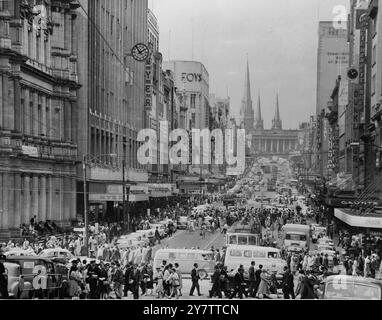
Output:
top-left (20, 88), bottom-right (25, 134)
top-left (38, 95), bottom-right (42, 136)
top-left (373, 45), bottom-right (377, 65)
top-left (30, 99), bottom-right (33, 135)
top-left (191, 113), bottom-right (196, 127)
top-left (372, 74), bottom-right (376, 95)
top-left (191, 94), bottom-right (196, 109)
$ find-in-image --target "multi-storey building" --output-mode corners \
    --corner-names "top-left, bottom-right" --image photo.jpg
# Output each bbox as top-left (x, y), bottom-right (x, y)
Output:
top-left (75, 0), bottom-right (149, 223)
top-left (314, 22), bottom-right (349, 177)
top-left (163, 60), bottom-right (211, 194)
top-left (209, 94), bottom-right (230, 177)
top-left (0, 0), bottom-right (80, 237)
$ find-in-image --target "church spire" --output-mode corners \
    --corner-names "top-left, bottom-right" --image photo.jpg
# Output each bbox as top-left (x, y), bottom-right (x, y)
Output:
top-left (240, 57), bottom-right (254, 132)
top-left (254, 92), bottom-right (264, 130)
top-left (243, 57), bottom-right (252, 102)
top-left (272, 93), bottom-right (282, 130)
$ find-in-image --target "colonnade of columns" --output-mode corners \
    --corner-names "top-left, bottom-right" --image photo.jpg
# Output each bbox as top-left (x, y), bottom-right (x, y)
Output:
top-left (0, 172), bottom-right (76, 230)
top-left (253, 138), bottom-right (298, 154)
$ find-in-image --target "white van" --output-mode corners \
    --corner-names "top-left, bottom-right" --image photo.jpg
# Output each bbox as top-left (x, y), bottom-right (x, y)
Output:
top-left (281, 224), bottom-right (310, 252)
top-left (224, 245), bottom-right (287, 279)
top-left (153, 249), bottom-right (215, 278)
top-left (226, 233), bottom-right (260, 246)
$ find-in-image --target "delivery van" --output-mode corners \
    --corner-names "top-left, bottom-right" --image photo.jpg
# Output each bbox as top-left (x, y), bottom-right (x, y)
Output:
top-left (281, 224), bottom-right (310, 252)
top-left (153, 249), bottom-right (215, 279)
top-left (224, 245), bottom-right (287, 279)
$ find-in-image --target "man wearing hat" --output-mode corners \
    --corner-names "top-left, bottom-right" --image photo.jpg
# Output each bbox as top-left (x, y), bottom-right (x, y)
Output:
top-left (189, 263), bottom-right (202, 296)
top-left (86, 260), bottom-right (100, 299)
top-left (0, 254), bottom-right (8, 298)
top-left (111, 261), bottom-right (123, 299)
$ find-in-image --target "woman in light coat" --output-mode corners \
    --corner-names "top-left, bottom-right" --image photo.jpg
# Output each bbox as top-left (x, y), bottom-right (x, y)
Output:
top-left (154, 267), bottom-right (164, 298)
top-left (352, 258), bottom-right (358, 276)
top-left (257, 269), bottom-right (271, 299)
top-left (69, 266), bottom-right (83, 299)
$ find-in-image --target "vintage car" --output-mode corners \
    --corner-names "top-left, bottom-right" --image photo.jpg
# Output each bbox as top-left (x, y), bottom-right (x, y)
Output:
top-left (38, 248), bottom-right (75, 263)
top-left (322, 275), bottom-right (382, 300)
top-left (5, 256), bottom-right (69, 299)
top-left (3, 262), bottom-right (21, 298)
top-left (4, 249), bottom-right (37, 257)
top-left (176, 216), bottom-right (189, 230)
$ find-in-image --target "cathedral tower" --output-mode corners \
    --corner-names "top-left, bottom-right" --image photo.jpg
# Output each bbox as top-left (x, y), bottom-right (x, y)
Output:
top-left (272, 93), bottom-right (282, 130)
top-left (240, 59), bottom-right (255, 132)
top-left (254, 92), bottom-right (264, 130)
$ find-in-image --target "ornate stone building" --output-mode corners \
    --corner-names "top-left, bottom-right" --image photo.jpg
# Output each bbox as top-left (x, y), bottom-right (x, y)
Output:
top-left (251, 94), bottom-right (300, 156)
top-left (240, 59), bottom-right (301, 157)
top-left (0, 0), bottom-right (80, 236)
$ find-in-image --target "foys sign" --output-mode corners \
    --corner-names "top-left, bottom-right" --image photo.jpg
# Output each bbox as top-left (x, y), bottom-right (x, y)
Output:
top-left (163, 61), bottom-right (209, 94)
top-left (181, 73), bottom-right (203, 83)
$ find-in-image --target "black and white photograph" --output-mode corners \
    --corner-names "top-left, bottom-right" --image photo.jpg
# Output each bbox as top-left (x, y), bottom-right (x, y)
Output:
top-left (0, 0), bottom-right (382, 311)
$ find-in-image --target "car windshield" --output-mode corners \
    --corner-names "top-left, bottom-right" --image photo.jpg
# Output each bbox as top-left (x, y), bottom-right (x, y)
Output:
top-left (325, 282), bottom-right (381, 300)
top-left (201, 253), bottom-right (214, 261)
top-left (229, 235), bottom-right (237, 244)
top-left (267, 252), bottom-right (279, 259)
top-left (286, 234), bottom-right (306, 241)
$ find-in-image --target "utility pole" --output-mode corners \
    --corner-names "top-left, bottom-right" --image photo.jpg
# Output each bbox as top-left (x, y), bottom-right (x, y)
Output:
top-left (122, 156), bottom-right (126, 229)
top-left (82, 155), bottom-right (89, 257)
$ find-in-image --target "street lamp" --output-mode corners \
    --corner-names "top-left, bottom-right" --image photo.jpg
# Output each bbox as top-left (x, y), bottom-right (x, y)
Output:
top-left (82, 153), bottom-right (117, 257)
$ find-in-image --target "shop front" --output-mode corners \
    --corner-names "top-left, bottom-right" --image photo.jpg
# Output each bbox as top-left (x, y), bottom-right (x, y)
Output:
top-left (88, 183), bottom-right (124, 223)
top-left (128, 185), bottom-right (150, 222)
top-left (147, 184), bottom-right (174, 214)
top-left (334, 208), bottom-right (382, 234)
top-left (88, 184), bottom-right (150, 223)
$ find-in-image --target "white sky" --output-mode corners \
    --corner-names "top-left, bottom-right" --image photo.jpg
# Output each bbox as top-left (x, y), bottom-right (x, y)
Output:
top-left (150, 0), bottom-right (349, 129)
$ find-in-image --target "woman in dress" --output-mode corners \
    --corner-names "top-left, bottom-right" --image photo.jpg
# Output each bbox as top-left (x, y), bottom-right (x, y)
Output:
top-left (257, 269), bottom-right (272, 299)
top-left (168, 268), bottom-right (180, 299)
top-left (154, 267), bottom-right (164, 298)
top-left (69, 266), bottom-right (83, 299)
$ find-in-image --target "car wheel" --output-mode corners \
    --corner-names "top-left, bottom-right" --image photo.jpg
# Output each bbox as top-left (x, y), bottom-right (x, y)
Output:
top-left (198, 269), bottom-right (208, 280)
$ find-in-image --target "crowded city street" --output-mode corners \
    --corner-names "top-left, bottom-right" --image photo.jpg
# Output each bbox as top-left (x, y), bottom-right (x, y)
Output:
top-left (3, 156), bottom-right (380, 301)
top-left (2, 0), bottom-right (382, 305)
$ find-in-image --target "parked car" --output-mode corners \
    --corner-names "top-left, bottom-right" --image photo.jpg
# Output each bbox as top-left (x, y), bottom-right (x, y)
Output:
top-left (322, 275), bottom-right (382, 300)
top-left (6, 256), bottom-right (69, 299)
top-left (4, 249), bottom-right (37, 257)
top-left (177, 216), bottom-right (189, 230)
top-left (3, 262), bottom-right (21, 298)
top-left (37, 248), bottom-right (75, 265)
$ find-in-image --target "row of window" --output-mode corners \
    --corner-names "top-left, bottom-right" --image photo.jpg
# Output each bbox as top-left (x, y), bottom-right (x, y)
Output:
top-left (229, 249), bottom-right (280, 259)
top-left (20, 87), bottom-right (71, 141)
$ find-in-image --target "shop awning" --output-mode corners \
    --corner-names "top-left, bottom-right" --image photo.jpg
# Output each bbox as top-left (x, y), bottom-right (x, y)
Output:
top-left (334, 208), bottom-right (382, 229)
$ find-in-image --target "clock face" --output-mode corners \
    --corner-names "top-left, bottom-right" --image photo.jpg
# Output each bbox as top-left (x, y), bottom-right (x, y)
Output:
top-left (348, 68), bottom-right (358, 80)
top-left (131, 43), bottom-right (150, 62)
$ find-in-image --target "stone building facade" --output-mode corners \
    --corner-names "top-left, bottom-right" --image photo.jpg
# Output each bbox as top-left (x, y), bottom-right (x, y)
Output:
top-left (0, 0), bottom-right (80, 235)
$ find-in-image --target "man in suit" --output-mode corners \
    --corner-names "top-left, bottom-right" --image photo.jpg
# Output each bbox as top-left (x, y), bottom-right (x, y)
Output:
top-left (282, 266), bottom-right (295, 299)
top-left (253, 264), bottom-right (263, 297)
top-left (230, 267), bottom-right (247, 299)
top-left (124, 263), bottom-right (133, 297)
top-left (189, 263), bottom-right (202, 296)
top-left (248, 261), bottom-right (256, 297)
top-left (128, 264), bottom-right (141, 300)
top-left (209, 265), bottom-right (222, 298)
top-left (86, 260), bottom-right (101, 299)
